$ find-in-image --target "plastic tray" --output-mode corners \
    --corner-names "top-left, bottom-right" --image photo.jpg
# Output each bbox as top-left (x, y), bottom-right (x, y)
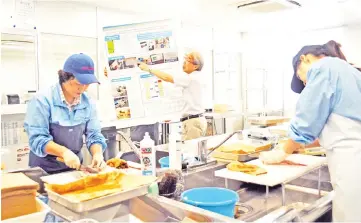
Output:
top-left (211, 140), bottom-right (272, 162)
top-left (211, 150), bottom-right (260, 162)
top-left (42, 170), bottom-right (153, 212)
top-left (7, 167), bottom-right (49, 194)
top-left (46, 184), bottom-right (150, 213)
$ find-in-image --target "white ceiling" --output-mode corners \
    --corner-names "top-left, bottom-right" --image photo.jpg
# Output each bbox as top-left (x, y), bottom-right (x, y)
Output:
top-left (220, 0), bottom-right (361, 32)
top-left (34, 0), bottom-right (361, 31)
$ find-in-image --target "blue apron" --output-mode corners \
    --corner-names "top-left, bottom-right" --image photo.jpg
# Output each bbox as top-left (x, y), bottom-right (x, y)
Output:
top-left (29, 123), bottom-right (85, 174)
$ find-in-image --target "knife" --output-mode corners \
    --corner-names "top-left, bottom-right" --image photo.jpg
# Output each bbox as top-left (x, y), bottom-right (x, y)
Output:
top-left (56, 157), bottom-right (99, 173)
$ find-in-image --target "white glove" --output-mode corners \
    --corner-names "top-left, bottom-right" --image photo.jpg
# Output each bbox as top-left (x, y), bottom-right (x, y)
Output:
top-left (91, 153), bottom-right (106, 169)
top-left (259, 146), bottom-right (288, 164)
top-left (63, 150), bottom-right (81, 169)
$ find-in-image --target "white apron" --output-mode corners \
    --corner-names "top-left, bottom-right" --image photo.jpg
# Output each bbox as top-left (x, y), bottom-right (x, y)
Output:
top-left (319, 114), bottom-right (361, 222)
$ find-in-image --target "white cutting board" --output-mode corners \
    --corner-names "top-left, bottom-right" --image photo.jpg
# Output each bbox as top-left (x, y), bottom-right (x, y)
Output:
top-left (214, 154), bottom-right (327, 187)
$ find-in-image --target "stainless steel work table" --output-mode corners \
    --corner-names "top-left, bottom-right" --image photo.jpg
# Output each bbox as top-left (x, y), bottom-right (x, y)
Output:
top-left (43, 161), bottom-right (332, 222)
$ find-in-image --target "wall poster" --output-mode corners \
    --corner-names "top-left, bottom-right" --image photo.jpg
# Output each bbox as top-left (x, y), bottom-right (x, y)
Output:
top-left (103, 20), bottom-right (184, 120)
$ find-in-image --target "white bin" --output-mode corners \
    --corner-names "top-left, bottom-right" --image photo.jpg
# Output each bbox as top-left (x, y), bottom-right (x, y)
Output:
top-left (3, 197), bottom-right (50, 223)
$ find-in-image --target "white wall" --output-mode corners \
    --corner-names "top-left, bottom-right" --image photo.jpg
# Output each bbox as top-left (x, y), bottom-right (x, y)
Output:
top-left (242, 26), bottom-right (361, 116)
top-left (3, 0), bottom-right (360, 118)
top-left (2, 1), bottom-right (158, 103)
top-left (342, 25), bottom-right (361, 66)
top-left (2, 1), bottom-right (243, 122)
top-left (95, 8), bottom-right (243, 119)
top-left (2, 0), bottom-right (97, 37)
top-left (35, 2), bottom-right (97, 37)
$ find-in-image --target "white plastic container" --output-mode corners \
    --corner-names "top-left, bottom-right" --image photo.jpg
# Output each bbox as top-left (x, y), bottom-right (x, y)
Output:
top-left (139, 132), bottom-right (156, 176)
top-left (169, 133), bottom-right (182, 170)
top-left (3, 197), bottom-right (50, 223)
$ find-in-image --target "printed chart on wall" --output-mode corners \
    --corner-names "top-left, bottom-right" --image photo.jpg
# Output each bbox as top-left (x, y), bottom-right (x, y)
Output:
top-left (103, 20), bottom-right (184, 120)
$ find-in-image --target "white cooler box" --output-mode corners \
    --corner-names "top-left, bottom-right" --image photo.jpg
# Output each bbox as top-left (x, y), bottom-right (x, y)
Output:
top-left (3, 197), bottom-right (50, 223)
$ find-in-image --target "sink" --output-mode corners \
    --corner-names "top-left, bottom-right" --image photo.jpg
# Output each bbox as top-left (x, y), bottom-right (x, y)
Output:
top-left (183, 162), bottom-right (228, 190)
top-left (119, 150), bottom-right (332, 222)
top-left (120, 150), bottom-right (237, 190)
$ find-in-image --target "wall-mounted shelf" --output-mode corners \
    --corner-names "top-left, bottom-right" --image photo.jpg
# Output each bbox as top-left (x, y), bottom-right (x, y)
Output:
top-left (1, 104), bottom-right (27, 116)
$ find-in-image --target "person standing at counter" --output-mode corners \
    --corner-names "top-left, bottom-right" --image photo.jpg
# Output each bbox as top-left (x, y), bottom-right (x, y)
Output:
top-left (24, 53), bottom-right (107, 174)
top-left (138, 52), bottom-right (207, 141)
top-left (260, 40), bottom-right (361, 221)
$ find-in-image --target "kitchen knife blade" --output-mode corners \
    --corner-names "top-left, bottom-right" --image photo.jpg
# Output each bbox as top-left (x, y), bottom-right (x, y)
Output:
top-left (56, 157), bottom-right (99, 173)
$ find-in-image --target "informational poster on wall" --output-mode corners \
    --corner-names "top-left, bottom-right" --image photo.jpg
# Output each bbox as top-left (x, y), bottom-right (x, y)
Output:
top-left (103, 20), bottom-right (184, 120)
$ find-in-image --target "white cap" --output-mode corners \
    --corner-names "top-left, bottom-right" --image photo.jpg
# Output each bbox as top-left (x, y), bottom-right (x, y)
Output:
top-left (144, 132), bottom-right (150, 139)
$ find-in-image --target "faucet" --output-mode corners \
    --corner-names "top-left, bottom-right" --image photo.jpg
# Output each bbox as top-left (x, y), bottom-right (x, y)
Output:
top-left (116, 130), bottom-right (142, 161)
top-left (207, 130), bottom-right (243, 158)
top-left (197, 139), bottom-right (208, 163)
top-left (186, 130), bottom-right (243, 170)
top-left (204, 129), bottom-right (280, 162)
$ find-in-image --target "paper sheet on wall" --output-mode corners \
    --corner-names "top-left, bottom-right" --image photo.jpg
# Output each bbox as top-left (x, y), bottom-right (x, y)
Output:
top-left (103, 20), bottom-right (184, 121)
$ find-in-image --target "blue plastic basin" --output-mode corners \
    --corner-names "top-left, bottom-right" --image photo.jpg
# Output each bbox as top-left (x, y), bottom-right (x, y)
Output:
top-left (181, 187), bottom-right (239, 218)
top-left (158, 156), bottom-right (184, 168)
top-left (158, 156), bottom-right (170, 168)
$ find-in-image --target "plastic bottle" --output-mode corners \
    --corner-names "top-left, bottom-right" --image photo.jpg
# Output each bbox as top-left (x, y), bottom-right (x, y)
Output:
top-left (140, 132), bottom-right (156, 176)
top-left (169, 133), bottom-right (182, 170)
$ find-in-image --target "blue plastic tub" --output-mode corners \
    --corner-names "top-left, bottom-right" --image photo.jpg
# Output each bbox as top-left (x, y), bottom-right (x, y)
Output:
top-left (158, 156), bottom-right (184, 168)
top-left (158, 156), bottom-right (170, 168)
top-left (181, 187), bottom-right (239, 218)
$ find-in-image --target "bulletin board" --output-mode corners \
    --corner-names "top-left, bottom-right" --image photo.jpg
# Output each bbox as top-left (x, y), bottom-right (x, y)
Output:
top-left (102, 19), bottom-right (185, 121)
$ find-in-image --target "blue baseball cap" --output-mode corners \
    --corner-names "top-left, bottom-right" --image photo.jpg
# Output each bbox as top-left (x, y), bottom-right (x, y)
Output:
top-left (63, 53), bottom-right (100, 85)
top-left (291, 45), bottom-right (326, 94)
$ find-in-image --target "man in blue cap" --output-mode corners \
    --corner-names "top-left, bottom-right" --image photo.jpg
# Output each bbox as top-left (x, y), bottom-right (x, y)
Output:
top-left (24, 53), bottom-right (107, 174)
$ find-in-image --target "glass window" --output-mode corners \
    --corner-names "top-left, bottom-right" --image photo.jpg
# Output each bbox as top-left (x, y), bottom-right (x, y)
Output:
top-left (39, 33), bottom-right (98, 99)
top-left (213, 52), bottom-right (242, 110)
top-left (265, 69), bottom-right (284, 111)
top-left (246, 90), bottom-right (264, 112)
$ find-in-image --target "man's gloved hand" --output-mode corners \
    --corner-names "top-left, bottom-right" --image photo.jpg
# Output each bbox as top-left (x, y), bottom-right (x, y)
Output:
top-left (259, 145), bottom-right (288, 164)
top-left (91, 153), bottom-right (106, 169)
top-left (63, 150), bottom-right (81, 169)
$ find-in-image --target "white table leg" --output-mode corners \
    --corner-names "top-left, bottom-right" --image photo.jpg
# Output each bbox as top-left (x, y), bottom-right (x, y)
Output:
top-left (282, 183), bottom-right (286, 206)
top-left (318, 167), bottom-right (322, 197)
top-left (212, 117), bottom-right (216, 135)
top-left (225, 178), bottom-right (228, 188)
top-left (266, 185), bottom-right (269, 199)
top-left (223, 118), bottom-right (227, 134)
